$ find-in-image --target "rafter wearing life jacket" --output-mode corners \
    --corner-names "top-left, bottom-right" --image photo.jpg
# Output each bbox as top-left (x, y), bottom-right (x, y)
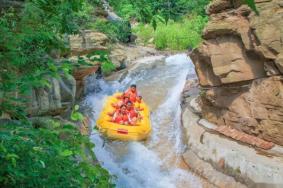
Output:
top-left (123, 84), bottom-right (138, 103)
top-left (125, 101), bottom-right (141, 125)
top-left (111, 95), bottom-right (130, 109)
top-left (112, 105), bottom-right (130, 125)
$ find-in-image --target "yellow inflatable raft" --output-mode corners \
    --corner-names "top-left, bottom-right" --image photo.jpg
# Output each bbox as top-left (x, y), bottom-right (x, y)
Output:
top-left (96, 92), bottom-right (151, 141)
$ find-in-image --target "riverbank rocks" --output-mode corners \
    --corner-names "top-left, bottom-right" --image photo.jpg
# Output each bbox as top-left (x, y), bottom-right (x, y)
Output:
top-left (190, 0), bottom-right (283, 146)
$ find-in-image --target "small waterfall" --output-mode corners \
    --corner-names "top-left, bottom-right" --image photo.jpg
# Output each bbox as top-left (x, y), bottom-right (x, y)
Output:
top-left (84, 54), bottom-right (202, 188)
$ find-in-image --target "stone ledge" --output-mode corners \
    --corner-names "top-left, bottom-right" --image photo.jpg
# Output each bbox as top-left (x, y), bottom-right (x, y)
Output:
top-left (198, 119), bottom-right (275, 150)
top-left (215, 126), bottom-right (274, 150)
top-left (73, 65), bottom-right (99, 81)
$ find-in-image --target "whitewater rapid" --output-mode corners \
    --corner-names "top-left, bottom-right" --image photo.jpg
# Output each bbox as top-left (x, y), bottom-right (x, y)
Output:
top-left (84, 54), bottom-right (202, 188)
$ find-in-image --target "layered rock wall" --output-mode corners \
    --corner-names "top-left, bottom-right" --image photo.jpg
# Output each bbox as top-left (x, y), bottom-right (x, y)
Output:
top-left (191, 0), bottom-right (283, 145)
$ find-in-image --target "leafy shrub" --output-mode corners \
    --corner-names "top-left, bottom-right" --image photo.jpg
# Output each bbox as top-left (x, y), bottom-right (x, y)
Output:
top-left (108, 1), bottom-right (137, 20)
top-left (108, 0), bottom-right (136, 20)
top-left (86, 50), bottom-right (116, 76)
top-left (134, 15), bottom-right (208, 50)
top-left (132, 24), bottom-right (154, 45)
top-left (101, 61), bottom-right (116, 76)
top-left (90, 19), bottom-right (131, 42)
top-left (0, 121), bottom-right (114, 188)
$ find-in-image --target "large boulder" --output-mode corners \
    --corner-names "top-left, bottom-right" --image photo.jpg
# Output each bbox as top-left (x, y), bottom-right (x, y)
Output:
top-left (109, 47), bottom-right (127, 69)
top-left (195, 36), bottom-right (265, 85)
top-left (69, 30), bottom-right (109, 56)
top-left (206, 0), bottom-right (233, 15)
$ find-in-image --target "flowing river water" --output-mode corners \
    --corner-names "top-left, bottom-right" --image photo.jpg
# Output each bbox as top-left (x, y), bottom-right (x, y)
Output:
top-left (84, 54), bottom-right (204, 188)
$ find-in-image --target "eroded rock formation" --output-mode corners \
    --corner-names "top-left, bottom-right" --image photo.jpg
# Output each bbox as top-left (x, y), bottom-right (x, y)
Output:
top-left (191, 0), bottom-right (283, 145)
top-left (27, 76), bottom-right (76, 116)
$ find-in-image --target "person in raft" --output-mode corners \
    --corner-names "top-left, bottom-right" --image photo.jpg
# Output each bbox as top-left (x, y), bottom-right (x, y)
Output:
top-left (111, 103), bottom-right (139, 125)
top-left (119, 84), bottom-right (139, 103)
top-left (111, 105), bottom-right (130, 125)
top-left (112, 95), bottom-right (130, 109)
top-left (125, 101), bottom-right (140, 124)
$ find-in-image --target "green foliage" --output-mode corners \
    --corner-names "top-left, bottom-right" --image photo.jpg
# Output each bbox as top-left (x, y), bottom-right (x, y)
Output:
top-left (109, 0), bottom-right (209, 27)
top-left (101, 61), bottom-right (116, 76)
top-left (85, 50), bottom-right (116, 76)
top-left (111, 0), bottom-right (209, 49)
top-left (132, 24), bottom-right (155, 45)
top-left (244, 0), bottom-right (259, 15)
top-left (0, 121), bottom-right (114, 188)
top-left (134, 15), bottom-right (208, 50)
top-left (90, 18), bottom-right (131, 42)
top-left (71, 105), bottom-right (84, 122)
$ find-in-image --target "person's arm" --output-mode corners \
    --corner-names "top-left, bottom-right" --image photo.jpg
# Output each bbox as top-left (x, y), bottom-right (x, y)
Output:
top-left (116, 92), bottom-right (125, 99)
top-left (111, 103), bottom-right (117, 108)
top-left (112, 112), bottom-right (117, 122)
top-left (127, 114), bottom-right (134, 125)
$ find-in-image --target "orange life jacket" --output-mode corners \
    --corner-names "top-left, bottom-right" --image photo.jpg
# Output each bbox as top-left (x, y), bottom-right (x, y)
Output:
top-left (127, 107), bottom-right (138, 118)
top-left (124, 89), bottom-right (137, 103)
top-left (113, 111), bottom-right (129, 124)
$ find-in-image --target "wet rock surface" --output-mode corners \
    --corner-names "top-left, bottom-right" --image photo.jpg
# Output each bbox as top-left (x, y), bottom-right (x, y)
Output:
top-left (190, 0), bottom-right (283, 146)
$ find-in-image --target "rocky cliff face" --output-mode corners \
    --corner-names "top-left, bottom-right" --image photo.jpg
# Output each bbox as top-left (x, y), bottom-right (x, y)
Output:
top-left (191, 0), bottom-right (283, 146)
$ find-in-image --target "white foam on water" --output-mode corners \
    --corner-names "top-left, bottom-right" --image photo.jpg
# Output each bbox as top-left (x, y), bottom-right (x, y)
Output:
top-left (134, 55), bottom-right (165, 65)
top-left (84, 54), bottom-right (202, 188)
